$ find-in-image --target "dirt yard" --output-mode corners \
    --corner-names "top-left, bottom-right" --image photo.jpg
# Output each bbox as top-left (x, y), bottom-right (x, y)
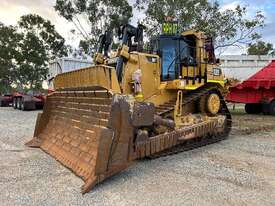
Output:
top-left (0, 105), bottom-right (275, 206)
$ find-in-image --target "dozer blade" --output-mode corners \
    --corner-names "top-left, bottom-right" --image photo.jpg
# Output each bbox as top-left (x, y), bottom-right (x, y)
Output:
top-left (26, 89), bottom-right (137, 193)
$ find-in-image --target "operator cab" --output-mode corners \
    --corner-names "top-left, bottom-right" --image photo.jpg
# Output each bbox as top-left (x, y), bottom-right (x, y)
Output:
top-left (150, 34), bottom-right (197, 81)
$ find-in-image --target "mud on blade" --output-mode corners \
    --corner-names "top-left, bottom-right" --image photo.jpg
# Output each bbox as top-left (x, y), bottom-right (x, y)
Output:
top-left (26, 90), bottom-right (137, 193)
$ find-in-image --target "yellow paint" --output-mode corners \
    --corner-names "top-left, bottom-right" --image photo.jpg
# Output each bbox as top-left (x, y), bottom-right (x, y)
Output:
top-left (135, 93), bottom-right (144, 101)
top-left (207, 80), bottom-right (225, 87)
top-left (94, 53), bottom-right (104, 64)
top-left (54, 65), bottom-right (121, 93)
top-left (55, 29), bottom-right (226, 115)
top-left (119, 45), bottom-right (130, 59)
top-left (206, 93), bottom-right (221, 115)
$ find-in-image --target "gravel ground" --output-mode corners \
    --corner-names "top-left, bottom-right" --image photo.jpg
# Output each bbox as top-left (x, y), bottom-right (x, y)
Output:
top-left (0, 106), bottom-right (275, 206)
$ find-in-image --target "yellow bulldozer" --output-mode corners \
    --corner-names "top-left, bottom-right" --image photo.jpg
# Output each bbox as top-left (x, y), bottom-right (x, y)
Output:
top-left (26, 23), bottom-right (231, 193)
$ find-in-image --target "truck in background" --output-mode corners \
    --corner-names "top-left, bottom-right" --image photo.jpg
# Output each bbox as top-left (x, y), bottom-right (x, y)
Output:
top-left (0, 92), bottom-right (46, 111)
top-left (12, 92), bottom-right (45, 111)
top-left (227, 60), bottom-right (275, 115)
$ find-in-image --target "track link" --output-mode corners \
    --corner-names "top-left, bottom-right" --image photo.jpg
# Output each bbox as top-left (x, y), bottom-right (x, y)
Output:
top-left (150, 85), bottom-right (232, 158)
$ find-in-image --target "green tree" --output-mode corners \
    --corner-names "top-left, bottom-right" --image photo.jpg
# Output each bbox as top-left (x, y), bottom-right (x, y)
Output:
top-left (16, 14), bottom-right (68, 90)
top-left (135, 0), bottom-right (264, 52)
top-left (247, 41), bottom-right (274, 55)
top-left (16, 32), bottom-right (48, 90)
top-left (18, 14), bottom-right (67, 59)
top-left (0, 23), bottom-right (22, 93)
top-left (0, 14), bottom-right (67, 92)
top-left (54, 0), bottom-right (133, 54)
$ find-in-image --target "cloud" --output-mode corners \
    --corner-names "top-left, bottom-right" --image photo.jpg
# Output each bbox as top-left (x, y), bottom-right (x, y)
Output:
top-left (217, 0), bottom-right (275, 54)
top-left (0, 0), bottom-right (56, 24)
top-left (0, 0), bottom-right (77, 46)
top-left (241, 0), bottom-right (275, 46)
top-left (0, 0), bottom-right (275, 54)
top-left (220, 1), bottom-right (241, 12)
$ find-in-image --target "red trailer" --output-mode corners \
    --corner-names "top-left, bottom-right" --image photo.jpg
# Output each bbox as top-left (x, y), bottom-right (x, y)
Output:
top-left (227, 60), bottom-right (275, 115)
top-left (0, 94), bottom-right (13, 106)
top-left (0, 92), bottom-right (45, 110)
top-left (12, 92), bottom-right (45, 111)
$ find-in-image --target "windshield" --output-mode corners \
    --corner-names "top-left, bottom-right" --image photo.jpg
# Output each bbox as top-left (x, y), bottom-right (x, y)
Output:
top-left (160, 38), bottom-right (176, 80)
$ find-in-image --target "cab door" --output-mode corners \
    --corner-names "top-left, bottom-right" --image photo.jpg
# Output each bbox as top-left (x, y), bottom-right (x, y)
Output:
top-left (160, 38), bottom-right (177, 81)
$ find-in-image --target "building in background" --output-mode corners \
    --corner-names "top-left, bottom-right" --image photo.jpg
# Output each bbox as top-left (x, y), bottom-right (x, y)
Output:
top-left (219, 55), bottom-right (273, 81)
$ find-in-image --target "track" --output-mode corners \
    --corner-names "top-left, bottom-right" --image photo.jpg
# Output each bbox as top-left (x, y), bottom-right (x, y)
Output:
top-left (149, 85), bottom-right (232, 159)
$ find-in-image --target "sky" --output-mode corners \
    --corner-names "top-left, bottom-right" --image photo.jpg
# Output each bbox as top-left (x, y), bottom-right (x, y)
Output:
top-left (0, 0), bottom-right (275, 54)
top-left (218, 0), bottom-right (275, 52)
